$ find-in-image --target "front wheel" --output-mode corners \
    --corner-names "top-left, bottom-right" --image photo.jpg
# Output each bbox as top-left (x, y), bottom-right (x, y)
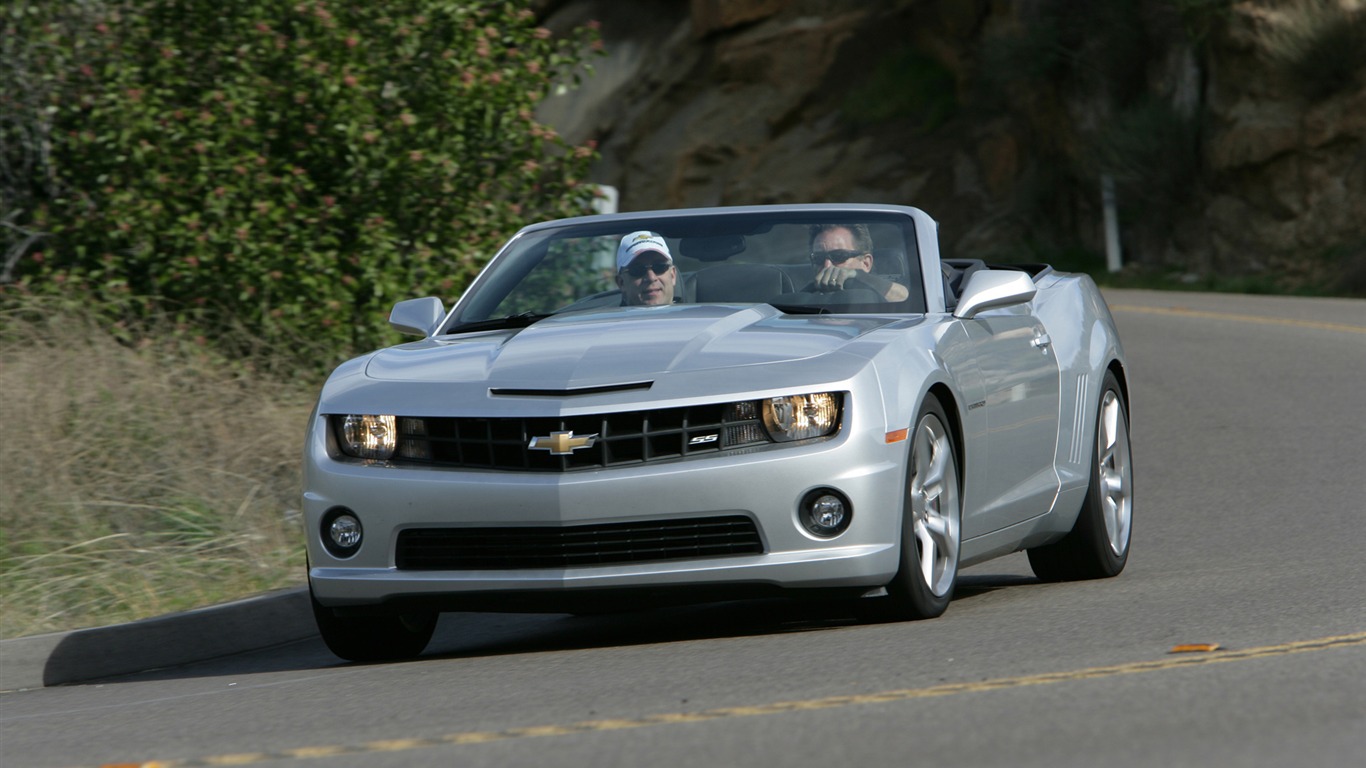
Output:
top-left (883, 395), bottom-right (962, 620)
top-left (310, 586), bottom-right (436, 662)
top-left (1028, 370), bottom-right (1133, 581)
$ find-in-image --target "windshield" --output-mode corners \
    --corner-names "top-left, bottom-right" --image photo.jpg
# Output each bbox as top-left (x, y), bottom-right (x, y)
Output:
top-left (445, 209), bottom-right (926, 332)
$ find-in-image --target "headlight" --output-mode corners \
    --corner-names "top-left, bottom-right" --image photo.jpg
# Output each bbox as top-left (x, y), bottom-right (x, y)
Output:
top-left (337, 414), bottom-right (397, 459)
top-left (762, 392), bottom-right (841, 442)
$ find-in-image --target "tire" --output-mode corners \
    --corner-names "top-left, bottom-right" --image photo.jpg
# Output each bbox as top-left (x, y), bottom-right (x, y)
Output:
top-left (1028, 370), bottom-right (1133, 581)
top-left (310, 585), bottom-right (436, 662)
top-left (884, 395), bottom-right (962, 620)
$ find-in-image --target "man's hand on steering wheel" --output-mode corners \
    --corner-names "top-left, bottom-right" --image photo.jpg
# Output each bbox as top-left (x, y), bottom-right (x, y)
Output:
top-left (813, 266), bottom-right (862, 292)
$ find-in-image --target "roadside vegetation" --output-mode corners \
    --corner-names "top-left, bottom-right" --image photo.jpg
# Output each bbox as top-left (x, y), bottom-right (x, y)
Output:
top-left (0, 0), bottom-right (603, 638)
top-left (2, 0), bottom-right (603, 369)
top-left (0, 299), bottom-right (316, 637)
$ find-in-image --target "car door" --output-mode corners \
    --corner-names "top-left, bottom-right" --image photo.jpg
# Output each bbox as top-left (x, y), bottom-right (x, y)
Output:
top-left (959, 304), bottom-right (1061, 537)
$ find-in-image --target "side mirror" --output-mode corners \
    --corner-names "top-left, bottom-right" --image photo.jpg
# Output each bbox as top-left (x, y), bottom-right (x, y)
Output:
top-left (389, 297), bottom-right (445, 336)
top-left (953, 270), bottom-right (1037, 319)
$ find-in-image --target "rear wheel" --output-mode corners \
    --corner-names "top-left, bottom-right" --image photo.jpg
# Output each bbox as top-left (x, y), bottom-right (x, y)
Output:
top-left (310, 586), bottom-right (436, 662)
top-left (1028, 370), bottom-right (1132, 581)
top-left (884, 396), bottom-right (961, 620)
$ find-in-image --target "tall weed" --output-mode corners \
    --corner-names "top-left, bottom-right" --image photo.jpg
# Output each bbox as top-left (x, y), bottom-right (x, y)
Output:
top-left (0, 299), bottom-right (314, 637)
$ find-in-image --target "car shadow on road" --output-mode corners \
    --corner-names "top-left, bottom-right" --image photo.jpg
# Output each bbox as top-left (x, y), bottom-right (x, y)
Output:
top-left (416, 572), bottom-right (1044, 661)
top-left (77, 572), bottom-right (1044, 685)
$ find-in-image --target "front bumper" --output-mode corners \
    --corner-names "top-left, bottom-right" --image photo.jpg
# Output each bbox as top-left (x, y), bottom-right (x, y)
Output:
top-left (304, 416), bottom-right (907, 610)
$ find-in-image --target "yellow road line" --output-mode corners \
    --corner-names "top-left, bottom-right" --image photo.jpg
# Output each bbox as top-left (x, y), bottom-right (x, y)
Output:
top-left (103, 631), bottom-right (1366, 768)
top-left (1110, 304), bottom-right (1366, 334)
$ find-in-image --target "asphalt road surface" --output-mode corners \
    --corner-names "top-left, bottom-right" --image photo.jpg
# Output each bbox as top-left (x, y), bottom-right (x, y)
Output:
top-left (4, 289), bottom-right (1364, 768)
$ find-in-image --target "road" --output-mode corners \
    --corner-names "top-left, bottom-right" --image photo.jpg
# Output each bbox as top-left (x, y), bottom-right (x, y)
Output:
top-left (3, 288), bottom-right (1364, 768)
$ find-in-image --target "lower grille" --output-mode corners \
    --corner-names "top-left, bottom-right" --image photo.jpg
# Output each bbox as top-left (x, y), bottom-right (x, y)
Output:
top-left (395, 515), bottom-right (763, 570)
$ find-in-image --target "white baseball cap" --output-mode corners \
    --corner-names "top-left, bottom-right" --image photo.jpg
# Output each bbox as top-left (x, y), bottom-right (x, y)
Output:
top-left (616, 231), bottom-right (672, 271)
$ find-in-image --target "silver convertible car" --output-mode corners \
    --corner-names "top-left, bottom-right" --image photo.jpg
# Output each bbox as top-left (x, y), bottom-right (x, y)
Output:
top-left (303, 204), bottom-right (1133, 661)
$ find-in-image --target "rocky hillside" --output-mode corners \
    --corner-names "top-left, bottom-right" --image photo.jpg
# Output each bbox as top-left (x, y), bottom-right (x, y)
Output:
top-left (538, 0), bottom-right (1366, 293)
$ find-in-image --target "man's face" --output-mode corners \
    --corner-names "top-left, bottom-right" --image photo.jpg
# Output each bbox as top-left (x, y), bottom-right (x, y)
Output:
top-left (616, 254), bottom-right (677, 306)
top-left (810, 228), bottom-right (872, 274)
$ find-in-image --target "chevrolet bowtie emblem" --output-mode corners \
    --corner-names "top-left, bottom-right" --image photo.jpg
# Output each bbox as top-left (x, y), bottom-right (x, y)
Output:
top-left (528, 430), bottom-right (598, 455)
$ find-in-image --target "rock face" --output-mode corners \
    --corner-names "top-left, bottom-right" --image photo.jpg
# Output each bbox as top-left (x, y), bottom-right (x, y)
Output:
top-left (1202, 1), bottom-right (1366, 288)
top-left (539, 0), bottom-right (1366, 291)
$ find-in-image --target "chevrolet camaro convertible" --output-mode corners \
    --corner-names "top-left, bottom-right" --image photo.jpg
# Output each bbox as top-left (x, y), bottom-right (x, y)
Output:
top-left (303, 204), bottom-right (1133, 661)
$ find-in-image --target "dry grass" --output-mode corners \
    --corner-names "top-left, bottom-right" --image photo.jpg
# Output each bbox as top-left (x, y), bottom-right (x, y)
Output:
top-left (0, 300), bottom-right (317, 638)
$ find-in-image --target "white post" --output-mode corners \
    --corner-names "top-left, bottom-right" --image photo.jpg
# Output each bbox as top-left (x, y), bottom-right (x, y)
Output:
top-left (591, 184), bottom-right (619, 215)
top-left (589, 185), bottom-right (621, 273)
top-left (1101, 174), bottom-right (1122, 273)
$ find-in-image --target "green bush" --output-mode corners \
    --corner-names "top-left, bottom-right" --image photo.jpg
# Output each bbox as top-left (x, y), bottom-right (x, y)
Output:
top-left (2, 0), bottom-right (603, 369)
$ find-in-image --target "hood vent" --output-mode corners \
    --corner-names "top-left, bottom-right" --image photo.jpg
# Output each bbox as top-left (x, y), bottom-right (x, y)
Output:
top-left (490, 381), bottom-right (653, 397)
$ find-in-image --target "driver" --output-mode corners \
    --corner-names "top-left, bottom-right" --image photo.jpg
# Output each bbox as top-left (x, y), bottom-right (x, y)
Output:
top-left (806, 223), bottom-right (908, 301)
top-left (616, 231), bottom-right (680, 306)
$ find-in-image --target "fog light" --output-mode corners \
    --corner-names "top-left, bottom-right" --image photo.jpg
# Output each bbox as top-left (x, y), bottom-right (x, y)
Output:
top-left (321, 508), bottom-right (363, 558)
top-left (800, 489), bottom-right (851, 537)
top-left (331, 516), bottom-right (361, 547)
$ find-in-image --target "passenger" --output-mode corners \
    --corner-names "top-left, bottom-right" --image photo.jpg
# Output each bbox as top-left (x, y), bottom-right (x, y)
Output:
top-left (806, 223), bottom-right (908, 301)
top-left (616, 231), bottom-right (680, 306)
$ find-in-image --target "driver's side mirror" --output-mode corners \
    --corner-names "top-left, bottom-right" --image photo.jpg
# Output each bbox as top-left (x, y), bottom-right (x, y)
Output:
top-left (389, 297), bottom-right (446, 336)
top-left (953, 270), bottom-right (1037, 319)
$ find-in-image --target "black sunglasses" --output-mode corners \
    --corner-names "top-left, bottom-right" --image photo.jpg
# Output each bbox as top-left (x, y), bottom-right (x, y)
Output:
top-left (625, 262), bottom-right (672, 278)
top-left (810, 249), bottom-right (866, 266)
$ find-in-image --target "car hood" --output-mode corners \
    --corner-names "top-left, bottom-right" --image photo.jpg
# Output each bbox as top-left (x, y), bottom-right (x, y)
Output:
top-left (364, 304), bottom-right (903, 389)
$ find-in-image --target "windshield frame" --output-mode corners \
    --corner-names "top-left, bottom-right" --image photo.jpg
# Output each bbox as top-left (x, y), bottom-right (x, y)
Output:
top-left (443, 204), bottom-right (936, 334)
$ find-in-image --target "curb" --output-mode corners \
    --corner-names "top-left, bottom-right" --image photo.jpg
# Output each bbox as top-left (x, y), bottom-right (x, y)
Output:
top-left (1, 587), bottom-right (317, 690)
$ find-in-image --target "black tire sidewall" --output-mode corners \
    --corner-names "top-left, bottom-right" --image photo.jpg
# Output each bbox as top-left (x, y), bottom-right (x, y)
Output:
top-left (310, 581), bottom-right (436, 662)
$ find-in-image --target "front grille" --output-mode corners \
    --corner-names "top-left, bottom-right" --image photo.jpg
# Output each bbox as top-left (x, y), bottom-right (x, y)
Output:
top-left (395, 515), bottom-right (763, 570)
top-left (344, 401), bottom-right (773, 472)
